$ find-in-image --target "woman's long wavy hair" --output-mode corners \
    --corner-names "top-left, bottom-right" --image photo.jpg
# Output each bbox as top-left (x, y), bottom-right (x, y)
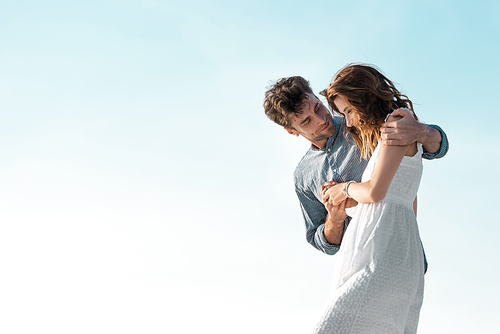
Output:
top-left (325, 64), bottom-right (418, 159)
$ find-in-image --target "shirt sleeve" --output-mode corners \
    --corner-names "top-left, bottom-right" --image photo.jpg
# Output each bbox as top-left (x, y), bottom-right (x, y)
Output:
top-left (422, 124), bottom-right (449, 160)
top-left (295, 184), bottom-right (345, 255)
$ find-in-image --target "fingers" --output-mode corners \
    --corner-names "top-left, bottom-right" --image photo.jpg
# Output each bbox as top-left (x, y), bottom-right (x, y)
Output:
top-left (323, 181), bottom-right (336, 187)
top-left (345, 198), bottom-right (358, 208)
top-left (321, 187), bottom-right (330, 204)
top-left (380, 129), bottom-right (392, 141)
top-left (382, 139), bottom-right (400, 146)
top-left (335, 198), bottom-right (346, 206)
top-left (325, 199), bottom-right (341, 212)
top-left (325, 199), bottom-right (348, 223)
top-left (389, 108), bottom-right (409, 117)
top-left (321, 185), bottom-right (328, 199)
top-left (380, 128), bottom-right (403, 142)
top-left (380, 125), bottom-right (396, 133)
top-left (381, 132), bottom-right (401, 141)
top-left (322, 181), bottom-right (336, 199)
top-left (382, 109), bottom-right (410, 128)
top-left (381, 120), bottom-right (396, 130)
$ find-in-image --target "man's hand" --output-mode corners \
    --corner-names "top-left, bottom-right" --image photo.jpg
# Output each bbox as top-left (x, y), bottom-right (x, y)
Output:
top-left (381, 108), bottom-right (424, 146)
top-left (345, 197), bottom-right (358, 209)
top-left (321, 181), bottom-right (348, 245)
top-left (381, 108), bottom-right (442, 153)
top-left (323, 189), bottom-right (348, 223)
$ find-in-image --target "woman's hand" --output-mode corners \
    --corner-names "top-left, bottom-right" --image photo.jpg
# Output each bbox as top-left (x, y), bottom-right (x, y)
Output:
top-left (321, 181), bottom-right (348, 206)
top-left (321, 181), bottom-right (336, 204)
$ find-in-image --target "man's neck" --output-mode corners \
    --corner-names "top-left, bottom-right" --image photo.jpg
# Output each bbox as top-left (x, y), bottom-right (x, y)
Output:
top-left (311, 139), bottom-right (328, 150)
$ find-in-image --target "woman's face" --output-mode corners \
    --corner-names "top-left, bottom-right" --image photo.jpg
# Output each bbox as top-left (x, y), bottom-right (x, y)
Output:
top-left (333, 96), bottom-right (359, 128)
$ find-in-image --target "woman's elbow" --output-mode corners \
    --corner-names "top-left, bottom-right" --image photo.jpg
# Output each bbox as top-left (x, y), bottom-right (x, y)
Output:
top-left (368, 188), bottom-right (386, 203)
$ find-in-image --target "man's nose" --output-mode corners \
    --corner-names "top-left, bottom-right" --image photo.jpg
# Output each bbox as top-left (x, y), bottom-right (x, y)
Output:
top-left (315, 113), bottom-right (327, 124)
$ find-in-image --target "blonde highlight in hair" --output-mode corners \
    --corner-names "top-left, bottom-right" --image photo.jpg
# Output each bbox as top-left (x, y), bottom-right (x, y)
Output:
top-left (326, 63), bottom-right (418, 159)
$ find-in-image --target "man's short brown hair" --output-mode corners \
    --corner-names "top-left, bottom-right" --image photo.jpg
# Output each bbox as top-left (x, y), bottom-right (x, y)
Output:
top-left (263, 76), bottom-right (313, 129)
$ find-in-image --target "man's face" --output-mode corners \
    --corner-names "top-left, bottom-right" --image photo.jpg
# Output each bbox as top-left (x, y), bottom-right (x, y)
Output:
top-left (286, 93), bottom-right (336, 149)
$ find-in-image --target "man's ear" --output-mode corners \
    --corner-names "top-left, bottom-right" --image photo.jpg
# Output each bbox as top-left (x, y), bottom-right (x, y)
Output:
top-left (285, 127), bottom-right (299, 137)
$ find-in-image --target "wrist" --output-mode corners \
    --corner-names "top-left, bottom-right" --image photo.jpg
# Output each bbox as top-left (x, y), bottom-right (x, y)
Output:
top-left (324, 216), bottom-right (344, 245)
top-left (417, 123), bottom-right (431, 144)
top-left (342, 181), bottom-right (355, 199)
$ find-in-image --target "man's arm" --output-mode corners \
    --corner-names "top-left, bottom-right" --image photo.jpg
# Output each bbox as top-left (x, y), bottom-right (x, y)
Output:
top-left (421, 124), bottom-right (448, 160)
top-left (381, 109), bottom-right (449, 159)
top-left (323, 201), bottom-right (347, 245)
top-left (296, 185), bottom-right (348, 255)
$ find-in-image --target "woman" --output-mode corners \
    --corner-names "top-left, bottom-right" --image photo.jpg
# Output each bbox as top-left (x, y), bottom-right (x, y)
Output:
top-left (312, 64), bottom-right (425, 334)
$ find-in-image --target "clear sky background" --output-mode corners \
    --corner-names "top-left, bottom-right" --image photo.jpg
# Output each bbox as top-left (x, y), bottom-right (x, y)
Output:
top-left (1, 1), bottom-right (499, 333)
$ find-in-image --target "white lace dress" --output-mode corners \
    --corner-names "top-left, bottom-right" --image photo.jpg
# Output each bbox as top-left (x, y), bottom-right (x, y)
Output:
top-left (312, 143), bottom-right (425, 334)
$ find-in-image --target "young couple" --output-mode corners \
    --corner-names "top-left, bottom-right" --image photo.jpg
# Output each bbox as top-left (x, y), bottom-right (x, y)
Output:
top-left (263, 64), bottom-right (449, 334)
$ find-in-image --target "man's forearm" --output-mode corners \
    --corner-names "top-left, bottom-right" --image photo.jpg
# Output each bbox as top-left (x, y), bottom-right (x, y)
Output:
top-left (418, 123), bottom-right (442, 154)
top-left (323, 213), bottom-right (345, 245)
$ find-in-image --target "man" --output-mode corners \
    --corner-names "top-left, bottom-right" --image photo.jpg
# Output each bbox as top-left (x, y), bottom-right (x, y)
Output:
top-left (263, 76), bottom-right (448, 264)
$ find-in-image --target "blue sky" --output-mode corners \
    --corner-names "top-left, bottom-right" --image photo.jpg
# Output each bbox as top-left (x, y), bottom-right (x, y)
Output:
top-left (1, 1), bottom-right (499, 333)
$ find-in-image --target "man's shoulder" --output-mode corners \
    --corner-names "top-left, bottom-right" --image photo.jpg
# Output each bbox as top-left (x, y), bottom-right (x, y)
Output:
top-left (293, 147), bottom-right (325, 190)
top-left (294, 148), bottom-right (315, 175)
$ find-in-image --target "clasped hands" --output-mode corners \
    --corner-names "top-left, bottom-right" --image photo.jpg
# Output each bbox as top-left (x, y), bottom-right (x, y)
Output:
top-left (321, 181), bottom-right (358, 217)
